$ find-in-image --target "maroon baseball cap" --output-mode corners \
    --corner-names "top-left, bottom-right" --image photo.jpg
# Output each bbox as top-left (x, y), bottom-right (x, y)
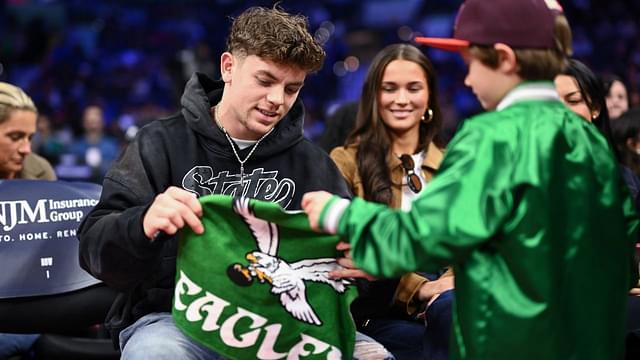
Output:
top-left (416, 0), bottom-right (563, 52)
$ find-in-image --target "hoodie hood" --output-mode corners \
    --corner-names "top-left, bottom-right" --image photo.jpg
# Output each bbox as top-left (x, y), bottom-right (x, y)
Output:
top-left (180, 72), bottom-right (306, 159)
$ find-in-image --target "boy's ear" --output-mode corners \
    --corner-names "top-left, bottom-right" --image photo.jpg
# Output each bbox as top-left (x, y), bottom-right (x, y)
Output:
top-left (220, 52), bottom-right (234, 83)
top-left (494, 43), bottom-right (518, 74)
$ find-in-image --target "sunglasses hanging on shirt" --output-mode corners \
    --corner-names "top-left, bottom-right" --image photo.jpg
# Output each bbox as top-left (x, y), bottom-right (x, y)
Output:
top-left (399, 154), bottom-right (422, 194)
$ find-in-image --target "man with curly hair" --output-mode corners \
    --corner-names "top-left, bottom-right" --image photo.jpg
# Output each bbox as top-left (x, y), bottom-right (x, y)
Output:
top-left (79, 6), bottom-right (394, 360)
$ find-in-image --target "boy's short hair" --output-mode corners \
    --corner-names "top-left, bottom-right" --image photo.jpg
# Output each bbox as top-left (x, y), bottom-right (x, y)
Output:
top-left (415, 0), bottom-right (572, 80)
top-left (226, 6), bottom-right (325, 73)
top-left (469, 15), bottom-right (572, 81)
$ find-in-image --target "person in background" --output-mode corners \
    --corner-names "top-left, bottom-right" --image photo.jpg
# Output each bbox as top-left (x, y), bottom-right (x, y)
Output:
top-left (604, 75), bottom-right (630, 120)
top-left (77, 6), bottom-right (393, 360)
top-left (31, 113), bottom-right (67, 167)
top-left (555, 58), bottom-right (639, 202)
top-left (68, 104), bottom-right (120, 182)
top-left (555, 60), bottom-right (612, 131)
top-left (0, 82), bottom-right (55, 359)
top-left (302, 0), bottom-right (639, 358)
top-left (329, 43), bottom-right (453, 360)
top-left (554, 59), bottom-right (640, 359)
top-left (316, 100), bottom-right (359, 153)
top-left (612, 108), bottom-right (640, 179)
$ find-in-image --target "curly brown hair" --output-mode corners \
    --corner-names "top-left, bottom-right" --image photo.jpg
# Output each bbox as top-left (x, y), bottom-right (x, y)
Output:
top-left (226, 6), bottom-right (325, 73)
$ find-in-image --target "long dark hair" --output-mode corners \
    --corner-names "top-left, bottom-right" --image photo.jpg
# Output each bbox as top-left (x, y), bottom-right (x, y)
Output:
top-left (345, 43), bottom-right (443, 205)
top-left (611, 108), bottom-right (640, 176)
top-left (562, 59), bottom-right (620, 161)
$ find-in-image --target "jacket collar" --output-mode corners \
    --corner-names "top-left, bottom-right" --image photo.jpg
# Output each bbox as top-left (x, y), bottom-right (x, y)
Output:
top-left (390, 142), bottom-right (443, 171)
top-left (496, 81), bottom-right (560, 111)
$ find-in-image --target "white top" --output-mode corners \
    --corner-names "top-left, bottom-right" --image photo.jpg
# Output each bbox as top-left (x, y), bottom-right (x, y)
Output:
top-left (230, 137), bottom-right (258, 150)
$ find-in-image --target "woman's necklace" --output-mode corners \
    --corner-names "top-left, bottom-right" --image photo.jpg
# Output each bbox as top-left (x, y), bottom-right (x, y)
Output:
top-left (213, 104), bottom-right (274, 194)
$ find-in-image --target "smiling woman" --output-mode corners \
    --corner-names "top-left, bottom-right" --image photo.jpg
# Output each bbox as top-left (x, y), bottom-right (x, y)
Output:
top-left (0, 82), bottom-right (55, 181)
top-left (327, 43), bottom-right (453, 360)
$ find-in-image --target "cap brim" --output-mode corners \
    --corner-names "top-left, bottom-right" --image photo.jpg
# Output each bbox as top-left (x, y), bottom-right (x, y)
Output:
top-left (414, 37), bottom-right (470, 52)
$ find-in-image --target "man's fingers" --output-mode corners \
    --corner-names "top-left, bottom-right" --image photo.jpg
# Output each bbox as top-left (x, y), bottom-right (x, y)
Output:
top-left (166, 187), bottom-right (203, 216)
top-left (336, 241), bottom-right (351, 251)
top-left (143, 187), bottom-right (204, 239)
top-left (156, 218), bottom-right (178, 236)
top-left (181, 204), bottom-right (204, 234)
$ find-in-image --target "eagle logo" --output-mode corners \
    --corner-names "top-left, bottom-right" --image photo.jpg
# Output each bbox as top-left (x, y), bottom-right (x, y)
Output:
top-left (227, 197), bottom-right (350, 326)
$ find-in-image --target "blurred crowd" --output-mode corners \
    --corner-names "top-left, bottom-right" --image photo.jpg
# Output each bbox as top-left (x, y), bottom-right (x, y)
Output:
top-left (1, 0), bottom-right (639, 183)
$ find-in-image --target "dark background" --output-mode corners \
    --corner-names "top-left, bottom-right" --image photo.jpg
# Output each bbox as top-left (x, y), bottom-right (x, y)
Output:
top-left (1, 0), bottom-right (639, 161)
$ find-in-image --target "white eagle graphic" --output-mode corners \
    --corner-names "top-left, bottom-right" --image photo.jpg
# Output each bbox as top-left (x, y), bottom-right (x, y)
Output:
top-left (232, 197), bottom-right (349, 326)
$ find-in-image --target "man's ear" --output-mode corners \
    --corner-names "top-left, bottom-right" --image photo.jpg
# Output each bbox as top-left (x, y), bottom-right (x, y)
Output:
top-left (494, 43), bottom-right (518, 75)
top-left (220, 52), bottom-right (234, 83)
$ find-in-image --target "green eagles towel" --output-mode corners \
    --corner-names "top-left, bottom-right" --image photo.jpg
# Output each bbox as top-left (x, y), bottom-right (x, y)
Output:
top-left (173, 195), bottom-right (357, 359)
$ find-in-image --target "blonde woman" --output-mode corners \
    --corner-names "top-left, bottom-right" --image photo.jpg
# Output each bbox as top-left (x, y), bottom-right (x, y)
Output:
top-left (0, 82), bottom-right (55, 180)
top-left (0, 81), bottom-right (55, 359)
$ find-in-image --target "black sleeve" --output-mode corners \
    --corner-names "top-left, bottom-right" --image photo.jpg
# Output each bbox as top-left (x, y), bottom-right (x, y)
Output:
top-left (77, 131), bottom-right (167, 291)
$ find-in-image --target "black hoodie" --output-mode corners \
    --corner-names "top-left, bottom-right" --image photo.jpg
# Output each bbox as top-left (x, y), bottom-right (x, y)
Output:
top-left (78, 73), bottom-right (351, 342)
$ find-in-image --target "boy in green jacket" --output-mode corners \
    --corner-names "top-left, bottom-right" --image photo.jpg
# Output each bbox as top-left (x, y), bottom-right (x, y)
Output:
top-left (302, 0), bottom-right (639, 359)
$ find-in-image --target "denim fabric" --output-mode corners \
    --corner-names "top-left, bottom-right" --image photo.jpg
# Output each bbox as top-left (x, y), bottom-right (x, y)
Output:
top-left (358, 318), bottom-right (424, 360)
top-left (119, 313), bottom-right (225, 360)
top-left (353, 331), bottom-right (396, 360)
top-left (0, 333), bottom-right (39, 359)
top-left (423, 289), bottom-right (454, 360)
top-left (120, 312), bottom-right (394, 360)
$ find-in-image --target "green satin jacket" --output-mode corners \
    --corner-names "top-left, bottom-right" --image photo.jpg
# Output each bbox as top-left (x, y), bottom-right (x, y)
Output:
top-left (333, 83), bottom-right (639, 359)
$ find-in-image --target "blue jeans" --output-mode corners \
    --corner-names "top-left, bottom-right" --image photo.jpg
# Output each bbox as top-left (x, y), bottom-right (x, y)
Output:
top-left (359, 290), bottom-right (454, 360)
top-left (358, 318), bottom-right (425, 360)
top-left (120, 312), bottom-right (394, 360)
top-left (0, 333), bottom-right (39, 359)
top-left (423, 289), bottom-right (454, 360)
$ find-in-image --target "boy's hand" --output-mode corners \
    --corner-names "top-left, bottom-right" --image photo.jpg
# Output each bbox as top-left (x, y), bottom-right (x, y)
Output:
top-left (301, 191), bottom-right (333, 231)
top-left (143, 186), bottom-right (204, 240)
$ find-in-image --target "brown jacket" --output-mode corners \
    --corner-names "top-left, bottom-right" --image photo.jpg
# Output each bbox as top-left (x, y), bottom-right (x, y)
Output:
top-left (18, 153), bottom-right (56, 180)
top-left (330, 142), bottom-right (451, 317)
top-left (330, 142), bottom-right (443, 209)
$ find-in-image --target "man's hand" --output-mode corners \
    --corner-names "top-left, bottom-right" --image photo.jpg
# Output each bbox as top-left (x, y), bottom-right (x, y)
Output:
top-left (329, 242), bottom-right (377, 281)
top-left (301, 191), bottom-right (333, 231)
top-left (143, 186), bottom-right (204, 240)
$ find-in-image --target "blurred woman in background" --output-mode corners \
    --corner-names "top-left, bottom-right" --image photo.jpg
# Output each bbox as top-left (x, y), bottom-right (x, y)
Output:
top-left (0, 82), bottom-right (55, 180)
top-left (603, 75), bottom-right (630, 120)
top-left (0, 81), bottom-right (54, 360)
top-left (611, 108), bottom-right (640, 179)
top-left (555, 59), bottom-right (640, 204)
top-left (555, 59), bottom-right (640, 360)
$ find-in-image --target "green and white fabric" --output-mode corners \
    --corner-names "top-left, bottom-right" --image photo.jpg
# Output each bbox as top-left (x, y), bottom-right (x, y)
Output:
top-left (173, 195), bottom-right (357, 359)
